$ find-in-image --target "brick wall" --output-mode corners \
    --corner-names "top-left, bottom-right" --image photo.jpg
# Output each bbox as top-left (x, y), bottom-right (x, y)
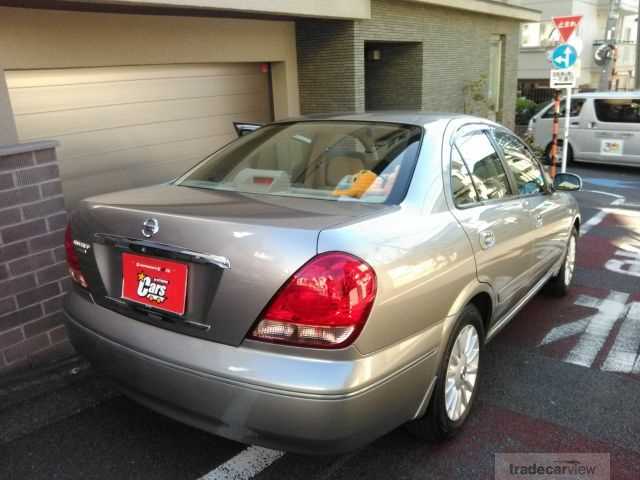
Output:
top-left (296, 19), bottom-right (360, 113)
top-left (296, 0), bottom-right (521, 129)
top-left (365, 42), bottom-right (423, 110)
top-left (0, 142), bottom-right (74, 376)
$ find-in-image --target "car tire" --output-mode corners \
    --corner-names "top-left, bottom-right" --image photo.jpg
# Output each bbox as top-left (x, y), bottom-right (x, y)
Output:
top-left (546, 227), bottom-right (578, 297)
top-left (406, 304), bottom-right (483, 442)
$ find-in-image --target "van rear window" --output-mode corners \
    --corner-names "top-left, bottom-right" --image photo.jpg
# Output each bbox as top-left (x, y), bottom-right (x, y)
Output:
top-left (594, 99), bottom-right (640, 124)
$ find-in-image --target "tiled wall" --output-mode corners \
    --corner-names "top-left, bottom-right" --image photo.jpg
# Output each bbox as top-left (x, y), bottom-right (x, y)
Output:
top-left (296, 0), bottom-right (520, 128)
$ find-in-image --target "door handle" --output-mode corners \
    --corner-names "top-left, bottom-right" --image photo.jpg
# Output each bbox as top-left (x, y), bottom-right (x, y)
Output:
top-left (571, 121), bottom-right (580, 126)
top-left (479, 230), bottom-right (496, 250)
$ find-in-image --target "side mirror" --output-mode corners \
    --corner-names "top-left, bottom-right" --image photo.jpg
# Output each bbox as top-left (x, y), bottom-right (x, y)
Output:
top-left (553, 172), bottom-right (582, 192)
top-left (233, 122), bottom-right (263, 137)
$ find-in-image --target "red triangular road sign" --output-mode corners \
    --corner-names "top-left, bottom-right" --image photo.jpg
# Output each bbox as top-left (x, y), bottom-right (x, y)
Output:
top-left (553, 15), bottom-right (583, 43)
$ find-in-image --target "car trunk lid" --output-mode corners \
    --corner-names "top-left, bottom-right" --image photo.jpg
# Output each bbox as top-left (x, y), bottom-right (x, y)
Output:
top-left (71, 183), bottom-right (383, 346)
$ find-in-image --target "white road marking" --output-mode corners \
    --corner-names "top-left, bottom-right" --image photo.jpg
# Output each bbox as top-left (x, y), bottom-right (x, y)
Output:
top-left (540, 291), bottom-right (629, 369)
top-left (564, 291), bottom-right (629, 368)
top-left (539, 318), bottom-right (590, 346)
top-left (200, 447), bottom-right (284, 480)
top-left (580, 195), bottom-right (625, 237)
top-left (583, 189), bottom-right (625, 201)
top-left (581, 209), bottom-right (609, 236)
top-left (541, 191), bottom-right (640, 374)
top-left (602, 302), bottom-right (640, 374)
top-left (606, 249), bottom-right (640, 278)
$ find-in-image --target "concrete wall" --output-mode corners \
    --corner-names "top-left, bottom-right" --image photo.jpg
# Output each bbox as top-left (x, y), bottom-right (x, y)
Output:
top-left (63, 0), bottom-right (537, 21)
top-left (411, 0), bottom-right (539, 21)
top-left (0, 69), bottom-right (17, 146)
top-left (0, 142), bottom-right (72, 375)
top-left (297, 0), bottom-right (521, 128)
top-left (64, 0), bottom-right (372, 19)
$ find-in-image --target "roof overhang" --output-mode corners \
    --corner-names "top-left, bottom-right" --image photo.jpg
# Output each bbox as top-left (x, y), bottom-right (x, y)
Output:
top-left (21, 0), bottom-right (540, 22)
top-left (58, 0), bottom-right (372, 19)
top-left (406, 0), bottom-right (541, 22)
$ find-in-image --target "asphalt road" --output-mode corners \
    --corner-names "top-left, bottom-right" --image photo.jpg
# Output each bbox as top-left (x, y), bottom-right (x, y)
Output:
top-left (1, 161), bottom-right (640, 480)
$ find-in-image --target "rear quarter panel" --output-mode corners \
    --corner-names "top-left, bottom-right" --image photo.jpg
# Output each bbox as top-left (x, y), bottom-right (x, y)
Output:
top-left (318, 208), bottom-right (477, 355)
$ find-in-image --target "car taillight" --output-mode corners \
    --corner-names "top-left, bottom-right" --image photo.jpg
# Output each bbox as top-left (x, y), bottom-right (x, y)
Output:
top-left (249, 252), bottom-right (377, 349)
top-left (65, 224), bottom-right (88, 288)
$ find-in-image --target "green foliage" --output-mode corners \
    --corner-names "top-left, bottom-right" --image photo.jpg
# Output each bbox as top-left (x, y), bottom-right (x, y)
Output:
top-left (522, 131), bottom-right (545, 159)
top-left (516, 96), bottom-right (537, 114)
top-left (463, 75), bottom-right (495, 117)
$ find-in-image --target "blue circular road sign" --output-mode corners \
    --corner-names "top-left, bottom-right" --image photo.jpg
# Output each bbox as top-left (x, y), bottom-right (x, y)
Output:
top-left (552, 44), bottom-right (578, 69)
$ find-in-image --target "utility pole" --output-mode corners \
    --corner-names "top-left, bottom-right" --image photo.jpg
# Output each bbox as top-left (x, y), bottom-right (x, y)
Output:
top-left (636, 0), bottom-right (640, 89)
top-left (600, 0), bottom-right (622, 91)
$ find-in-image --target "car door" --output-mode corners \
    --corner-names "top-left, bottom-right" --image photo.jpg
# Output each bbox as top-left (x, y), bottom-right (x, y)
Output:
top-left (558, 98), bottom-right (594, 160)
top-left (534, 98), bottom-right (586, 155)
top-left (449, 126), bottom-right (536, 319)
top-left (591, 97), bottom-right (640, 165)
top-left (532, 102), bottom-right (554, 149)
top-left (492, 129), bottom-right (567, 281)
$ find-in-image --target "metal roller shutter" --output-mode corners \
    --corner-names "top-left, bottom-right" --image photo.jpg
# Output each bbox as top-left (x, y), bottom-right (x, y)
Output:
top-left (7, 63), bottom-right (273, 206)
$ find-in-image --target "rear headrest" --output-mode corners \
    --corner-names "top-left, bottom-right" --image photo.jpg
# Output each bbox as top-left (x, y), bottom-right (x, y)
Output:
top-left (325, 152), bottom-right (366, 186)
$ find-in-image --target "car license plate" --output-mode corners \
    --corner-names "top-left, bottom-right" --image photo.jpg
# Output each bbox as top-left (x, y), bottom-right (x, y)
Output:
top-left (121, 252), bottom-right (188, 315)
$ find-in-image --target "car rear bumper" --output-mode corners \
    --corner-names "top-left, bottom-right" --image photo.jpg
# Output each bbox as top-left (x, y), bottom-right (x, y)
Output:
top-left (64, 291), bottom-right (439, 454)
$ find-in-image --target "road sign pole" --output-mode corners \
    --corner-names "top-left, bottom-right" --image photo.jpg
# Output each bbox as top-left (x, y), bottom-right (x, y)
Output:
top-left (550, 90), bottom-right (560, 178)
top-left (561, 87), bottom-right (572, 173)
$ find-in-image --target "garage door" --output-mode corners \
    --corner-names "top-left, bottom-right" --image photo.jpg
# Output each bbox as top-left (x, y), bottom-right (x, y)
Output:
top-left (6, 63), bottom-right (273, 206)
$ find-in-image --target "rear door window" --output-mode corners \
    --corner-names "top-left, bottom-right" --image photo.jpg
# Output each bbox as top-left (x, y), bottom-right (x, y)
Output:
top-left (594, 98), bottom-right (640, 123)
top-left (455, 131), bottom-right (512, 201)
top-left (451, 147), bottom-right (479, 207)
top-left (493, 131), bottom-right (545, 195)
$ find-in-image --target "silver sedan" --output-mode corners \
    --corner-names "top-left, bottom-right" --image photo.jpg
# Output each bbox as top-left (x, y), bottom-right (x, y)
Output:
top-left (63, 113), bottom-right (581, 454)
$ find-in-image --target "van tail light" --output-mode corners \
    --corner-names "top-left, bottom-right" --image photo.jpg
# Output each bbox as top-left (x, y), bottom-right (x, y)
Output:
top-left (65, 224), bottom-right (88, 288)
top-left (249, 252), bottom-right (377, 349)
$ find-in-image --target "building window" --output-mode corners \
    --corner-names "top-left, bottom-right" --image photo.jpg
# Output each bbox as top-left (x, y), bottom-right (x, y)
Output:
top-left (520, 22), bottom-right (560, 48)
top-left (488, 35), bottom-right (505, 113)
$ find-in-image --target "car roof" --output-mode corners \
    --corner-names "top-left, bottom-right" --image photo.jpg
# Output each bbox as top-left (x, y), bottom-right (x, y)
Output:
top-left (272, 111), bottom-right (489, 128)
top-left (571, 91), bottom-right (640, 99)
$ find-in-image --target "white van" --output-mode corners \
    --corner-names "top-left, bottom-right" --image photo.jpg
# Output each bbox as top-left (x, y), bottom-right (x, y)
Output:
top-left (529, 91), bottom-right (640, 167)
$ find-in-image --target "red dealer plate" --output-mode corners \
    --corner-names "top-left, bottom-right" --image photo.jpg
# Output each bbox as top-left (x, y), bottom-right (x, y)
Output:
top-left (121, 252), bottom-right (188, 316)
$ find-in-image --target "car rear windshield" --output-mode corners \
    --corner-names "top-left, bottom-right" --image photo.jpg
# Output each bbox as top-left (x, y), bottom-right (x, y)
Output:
top-left (174, 121), bottom-right (423, 205)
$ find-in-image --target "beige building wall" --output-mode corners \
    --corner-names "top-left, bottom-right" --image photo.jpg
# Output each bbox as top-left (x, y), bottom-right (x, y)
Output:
top-left (0, 69), bottom-right (18, 145)
top-left (64, 0), bottom-right (371, 19)
top-left (0, 6), bottom-right (300, 205)
top-left (0, 6), bottom-right (300, 121)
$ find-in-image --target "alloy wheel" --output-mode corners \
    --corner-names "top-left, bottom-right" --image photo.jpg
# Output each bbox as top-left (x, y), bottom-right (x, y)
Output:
top-left (564, 234), bottom-right (576, 287)
top-left (444, 324), bottom-right (480, 422)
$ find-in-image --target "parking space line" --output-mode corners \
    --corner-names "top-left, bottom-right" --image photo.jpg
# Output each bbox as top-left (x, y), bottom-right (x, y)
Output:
top-left (581, 209), bottom-right (609, 236)
top-left (602, 302), bottom-right (640, 374)
top-left (580, 193), bottom-right (625, 236)
top-left (199, 446), bottom-right (284, 480)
